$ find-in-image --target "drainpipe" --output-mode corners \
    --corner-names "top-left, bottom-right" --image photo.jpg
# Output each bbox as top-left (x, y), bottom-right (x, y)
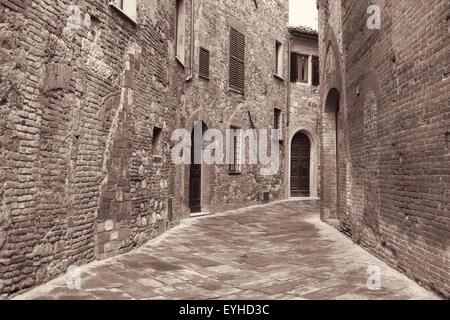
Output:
top-left (185, 0), bottom-right (194, 82)
top-left (286, 34), bottom-right (294, 199)
top-left (287, 34), bottom-right (294, 128)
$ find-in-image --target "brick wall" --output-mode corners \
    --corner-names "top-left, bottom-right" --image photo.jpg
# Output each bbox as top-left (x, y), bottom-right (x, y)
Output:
top-left (318, 0), bottom-right (449, 297)
top-left (0, 0), bottom-right (290, 298)
top-left (0, 0), bottom-right (184, 298)
top-left (180, 0), bottom-right (290, 214)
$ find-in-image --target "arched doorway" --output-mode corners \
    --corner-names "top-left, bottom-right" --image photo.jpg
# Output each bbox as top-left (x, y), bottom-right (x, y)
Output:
top-left (290, 132), bottom-right (311, 197)
top-left (322, 88), bottom-right (340, 219)
top-left (189, 121), bottom-right (207, 213)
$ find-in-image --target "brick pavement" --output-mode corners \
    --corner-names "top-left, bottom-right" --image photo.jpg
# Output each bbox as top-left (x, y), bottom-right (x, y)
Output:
top-left (13, 200), bottom-right (440, 300)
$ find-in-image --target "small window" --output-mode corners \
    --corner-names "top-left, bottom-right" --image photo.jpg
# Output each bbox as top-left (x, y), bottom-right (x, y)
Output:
top-left (275, 41), bottom-right (283, 77)
top-left (153, 126), bottom-right (162, 155)
top-left (176, 0), bottom-right (186, 65)
top-left (110, 0), bottom-right (137, 22)
top-left (290, 53), bottom-right (309, 83)
top-left (229, 28), bottom-right (245, 93)
top-left (199, 47), bottom-right (210, 79)
top-left (228, 126), bottom-right (242, 174)
top-left (274, 108), bottom-right (283, 140)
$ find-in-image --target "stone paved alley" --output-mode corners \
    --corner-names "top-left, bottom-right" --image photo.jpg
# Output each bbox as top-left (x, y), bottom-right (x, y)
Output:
top-left (14, 200), bottom-right (440, 300)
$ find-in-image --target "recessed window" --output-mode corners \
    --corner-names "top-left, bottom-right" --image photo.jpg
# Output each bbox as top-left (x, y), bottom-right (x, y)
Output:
top-left (176, 0), bottom-right (186, 65)
top-left (275, 41), bottom-right (283, 77)
top-left (274, 108), bottom-right (283, 140)
top-left (199, 47), bottom-right (210, 79)
top-left (110, 0), bottom-right (137, 22)
top-left (229, 28), bottom-right (245, 93)
top-left (290, 53), bottom-right (309, 83)
top-left (153, 126), bottom-right (162, 155)
top-left (228, 126), bottom-right (242, 174)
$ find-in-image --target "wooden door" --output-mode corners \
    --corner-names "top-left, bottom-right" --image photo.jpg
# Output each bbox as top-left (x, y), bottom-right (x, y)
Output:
top-left (291, 133), bottom-right (310, 197)
top-left (189, 124), bottom-right (202, 213)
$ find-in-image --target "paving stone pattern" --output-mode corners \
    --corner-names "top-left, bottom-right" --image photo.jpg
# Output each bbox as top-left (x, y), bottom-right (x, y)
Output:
top-left (14, 200), bottom-right (440, 300)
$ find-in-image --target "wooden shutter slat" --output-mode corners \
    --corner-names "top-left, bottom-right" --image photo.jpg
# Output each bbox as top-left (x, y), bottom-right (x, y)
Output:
top-left (312, 55), bottom-right (320, 86)
top-left (290, 53), bottom-right (298, 82)
top-left (230, 28), bottom-right (245, 92)
top-left (199, 47), bottom-right (210, 79)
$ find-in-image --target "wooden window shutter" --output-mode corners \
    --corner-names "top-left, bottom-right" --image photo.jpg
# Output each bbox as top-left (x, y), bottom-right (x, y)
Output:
top-left (199, 47), bottom-right (210, 79)
top-left (1, 0), bottom-right (27, 12)
top-left (312, 55), bottom-right (320, 86)
top-left (229, 28), bottom-right (245, 93)
top-left (290, 53), bottom-right (298, 82)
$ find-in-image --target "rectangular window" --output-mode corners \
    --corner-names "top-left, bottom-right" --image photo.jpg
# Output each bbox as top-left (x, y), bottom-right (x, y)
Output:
top-left (176, 0), bottom-right (186, 65)
top-left (274, 108), bottom-right (282, 140)
top-left (152, 126), bottom-right (162, 155)
top-left (199, 47), bottom-right (210, 79)
top-left (290, 53), bottom-right (309, 83)
top-left (229, 28), bottom-right (245, 93)
top-left (228, 126), bottom-right (242, 174)
top-left (110, 0), bottom-right (137, 22)
top-left (275, 41), bottom-right (283, 77)
top-left (312, 55), bottom-right (320, 86)
top-left (297, 54), bottom-right (309, 83)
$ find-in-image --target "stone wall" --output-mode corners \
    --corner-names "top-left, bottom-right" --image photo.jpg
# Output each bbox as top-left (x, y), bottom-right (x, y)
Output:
top-left (318, 0), bottom-right (449, 297)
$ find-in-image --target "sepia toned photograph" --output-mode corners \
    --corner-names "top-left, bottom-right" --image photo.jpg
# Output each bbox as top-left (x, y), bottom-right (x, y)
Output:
top-left (0, 0), bottom-right (448, 309)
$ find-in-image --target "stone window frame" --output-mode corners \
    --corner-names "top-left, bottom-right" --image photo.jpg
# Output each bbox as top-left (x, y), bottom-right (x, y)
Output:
top-left (274, 107), bottom-right (283, 141)
top-left (109, 0), bottom-right (137, 24)
top-left (274, 40), bottom-right (285, 81)
top-left (152, 126), bottom-right (163, 158)
top-left (175, 0), bottom-right (186, 67)
top-left (291, 52), bottom-right (310, 84)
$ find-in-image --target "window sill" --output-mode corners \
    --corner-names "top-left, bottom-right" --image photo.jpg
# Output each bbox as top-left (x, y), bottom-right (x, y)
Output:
top-left (109, 3), bottom-right (137, 25)
top-left (175, 56), bottom-right (185, 68)
top-left (291, 81), bottom-right (311, 87)
top-left (228, 87), bottom-right (244, 95)
top-left (228, 171), bottom-right (242, 176)
top-left (273, 73), bottom-right (285, 81)
top-left (199, 74), bottom-right (210, 81)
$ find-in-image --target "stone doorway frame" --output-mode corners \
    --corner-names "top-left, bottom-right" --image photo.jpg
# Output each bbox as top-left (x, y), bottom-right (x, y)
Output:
top-left (288, 129), bottom-right (319, 198)
top-left (184, 109), bottom-right (214, 215)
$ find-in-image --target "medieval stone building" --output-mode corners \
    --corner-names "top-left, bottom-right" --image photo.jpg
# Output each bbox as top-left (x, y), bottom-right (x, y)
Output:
top-left (176, 0), bottom-right (289, 216)
top-left (0, 0), bottom-right (295, 298)
top-left (287, 26), bottom-right (320, 199)
top-left (0, 0), bottom-right (187, 296)
top-left (317, 0), bottom-right (449, 297)
top-left (1, 0), bottom-right (447, 300)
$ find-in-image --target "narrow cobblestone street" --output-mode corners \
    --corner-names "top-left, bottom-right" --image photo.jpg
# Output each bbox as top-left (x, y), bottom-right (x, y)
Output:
top-left (14, 200), bottom-right (440, 300)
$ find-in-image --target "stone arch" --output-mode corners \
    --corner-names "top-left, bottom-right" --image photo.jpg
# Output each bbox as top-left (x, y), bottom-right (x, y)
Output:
top-left (322, 88), bottom-right (341, 220)
top-left (186, 108), bottom-right (213, 132)
top-left (321, 28), bottom-right (343, 112)
top-left (289, 128), bottom-right (319, 198)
